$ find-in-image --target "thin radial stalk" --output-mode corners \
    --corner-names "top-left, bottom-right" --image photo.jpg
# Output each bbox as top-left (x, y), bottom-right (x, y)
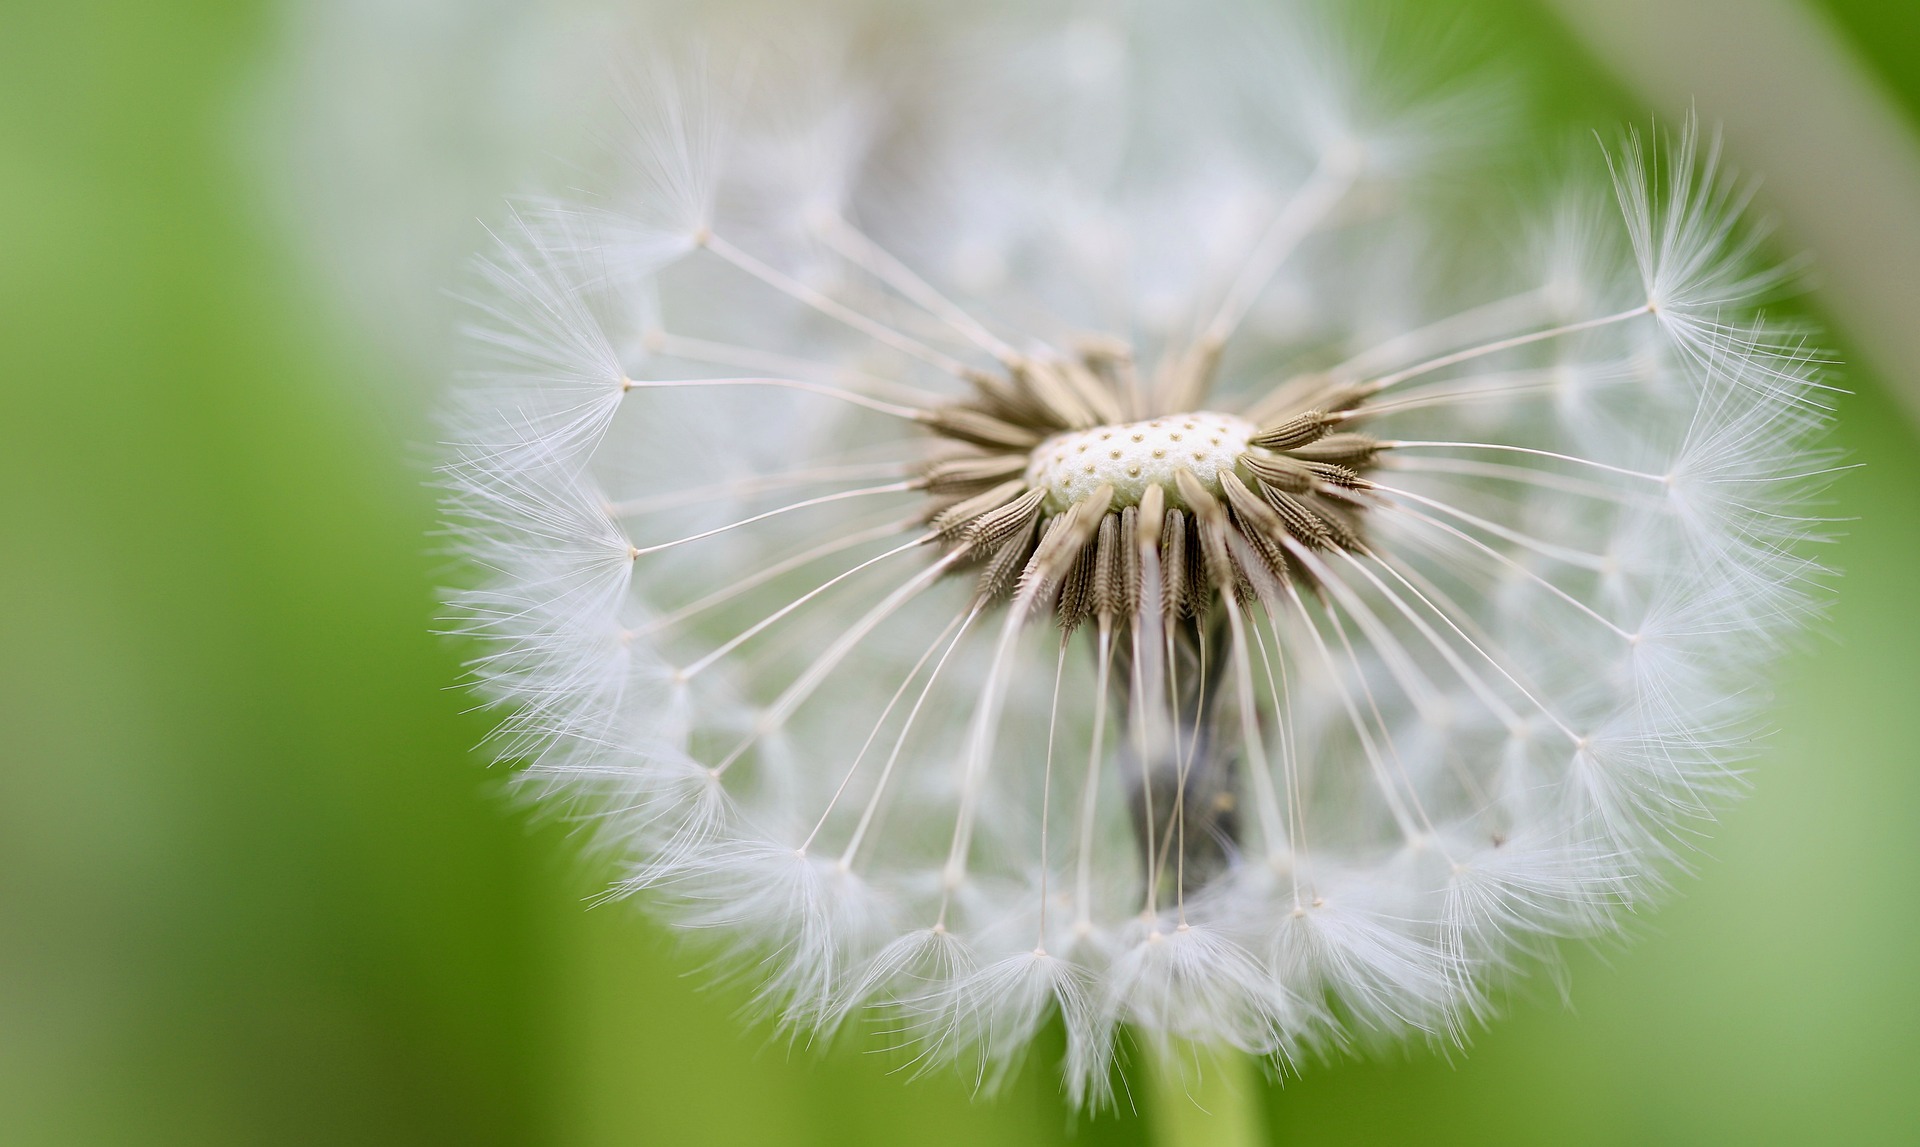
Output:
top-left (636, 515), bottom-right (916, 636)
top-left (703, 233), bottom-right (973, 377)
top-left (1147, 619), bottom-right (1193, 921)
top-left (801, 604), bottom-right (973, 853)
top-left (1357, 547), bottom-right (1586, 746)
top-left (1375, 539), bottom-right (1588, 746)
top-left (678, 533), bottom-right (933, 681)
top-left (1309, 542), bottom-right (1531, 733)
top-left (1132, 529), bottom-right (1183, 919)
top-left (1362, 483), bottom-right (1612, 571)
top-left (622, 374), bottom-right (929, 422)
top-left (1318, 601), bottom-right (1450, 850)
top-left (1147, 629), bottom-right (1188, 922)
top-left (646, 329), bottom-right (950, 406)
top-left (1287, 545), bottom-right (1510, 812)
top-left (608, 461), bottom-right (914, 518)
top-left (1200, 154), bottom-right (1361, 349)
top-left (628, 479), bottom-right (919, 558)
top-left (1281, 581), bottom-right (1421, 841)
top-left (1326, 286), bottom-right (1550, 381)
top-left (839, 605), bottom-right (985, 868)
top-left (1383, 502), bottom-right (1636, 640)
top-left (813, 214), bottom-right (1022, 363)
top-left (1130, 618), bottom-right (1160, 917)
top-left (1036, 635), bottom-right (1070, 949)
top-left (1072, 623), bottom-right (1116, 933)
top-left (1379, 456), bottom-right (1659, 509)
top-left (1382, 439), bottom-right (1668, 482)
top-left (1248, 609), bottom-right (1306, 908)
top-left (938, 587), bottom-right (1043, 922)
top-left (1360, 373), bottom-right (1567, 417)
top-left (1328, 555), bottom-right (1502, 817)
top-left (1278, 540), bottom-right (1455, 726)
top-left (1184, 626), bottom-right (1208, 793)
top-left (1364, 304), bottom-right (1653, 393)
top-left (1220, 593), bottom-right (1288, 858)
top-left (714, 548), bottom-right (965, 775)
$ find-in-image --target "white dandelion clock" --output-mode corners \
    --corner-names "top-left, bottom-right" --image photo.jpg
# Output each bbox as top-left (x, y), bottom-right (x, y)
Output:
top-left (439, 0), bottom-right (1833, 1106)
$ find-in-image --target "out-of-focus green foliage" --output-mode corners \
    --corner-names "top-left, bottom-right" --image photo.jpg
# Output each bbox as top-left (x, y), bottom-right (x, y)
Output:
top-left (0, 2), bottom-right (1914, 1144)
top-left (1824, 0), bottom-right (1920, 122)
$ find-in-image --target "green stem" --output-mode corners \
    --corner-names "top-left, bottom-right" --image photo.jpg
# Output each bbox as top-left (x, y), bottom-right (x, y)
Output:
top-left (1142, 1041), bottom-right (1267, 1147)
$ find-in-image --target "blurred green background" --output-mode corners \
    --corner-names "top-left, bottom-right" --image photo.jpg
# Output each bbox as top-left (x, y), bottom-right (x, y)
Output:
top-left (3, 2), bottom-right (1916, 1144)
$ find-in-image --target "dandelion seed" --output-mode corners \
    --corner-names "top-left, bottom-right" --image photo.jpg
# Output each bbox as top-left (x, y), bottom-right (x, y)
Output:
top-left (440, 0), bottom-right (1833, 1106)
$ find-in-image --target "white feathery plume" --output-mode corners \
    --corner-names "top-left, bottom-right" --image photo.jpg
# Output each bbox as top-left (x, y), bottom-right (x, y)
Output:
top-left (438, 0), bottom-right (1834, 1105)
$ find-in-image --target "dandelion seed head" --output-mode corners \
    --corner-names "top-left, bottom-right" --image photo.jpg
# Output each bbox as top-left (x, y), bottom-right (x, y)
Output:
top-left (438, 0), bottom-right (1834, 1105)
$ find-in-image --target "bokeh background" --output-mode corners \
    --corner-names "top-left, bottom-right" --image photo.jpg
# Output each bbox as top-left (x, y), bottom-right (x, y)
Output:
top-left (3, 1), bottom-right (1917, 1144)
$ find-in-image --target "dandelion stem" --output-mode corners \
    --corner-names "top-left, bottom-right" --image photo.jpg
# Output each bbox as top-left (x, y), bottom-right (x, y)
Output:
top-left (1142, 1041), bottom-right (1265, 1147)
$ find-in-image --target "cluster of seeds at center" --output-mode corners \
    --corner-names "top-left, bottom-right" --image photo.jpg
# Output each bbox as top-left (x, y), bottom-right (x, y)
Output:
top-left (915, 351), bottom-right (1385, 625)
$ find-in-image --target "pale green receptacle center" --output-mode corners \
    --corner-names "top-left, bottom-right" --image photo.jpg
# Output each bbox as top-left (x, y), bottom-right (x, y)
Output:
top-left (1026, 411), bottom-right (1257, 512)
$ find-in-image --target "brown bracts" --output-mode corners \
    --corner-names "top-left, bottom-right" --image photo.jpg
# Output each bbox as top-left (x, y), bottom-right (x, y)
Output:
top-left (920, 351), bottom-right (1382, 626)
